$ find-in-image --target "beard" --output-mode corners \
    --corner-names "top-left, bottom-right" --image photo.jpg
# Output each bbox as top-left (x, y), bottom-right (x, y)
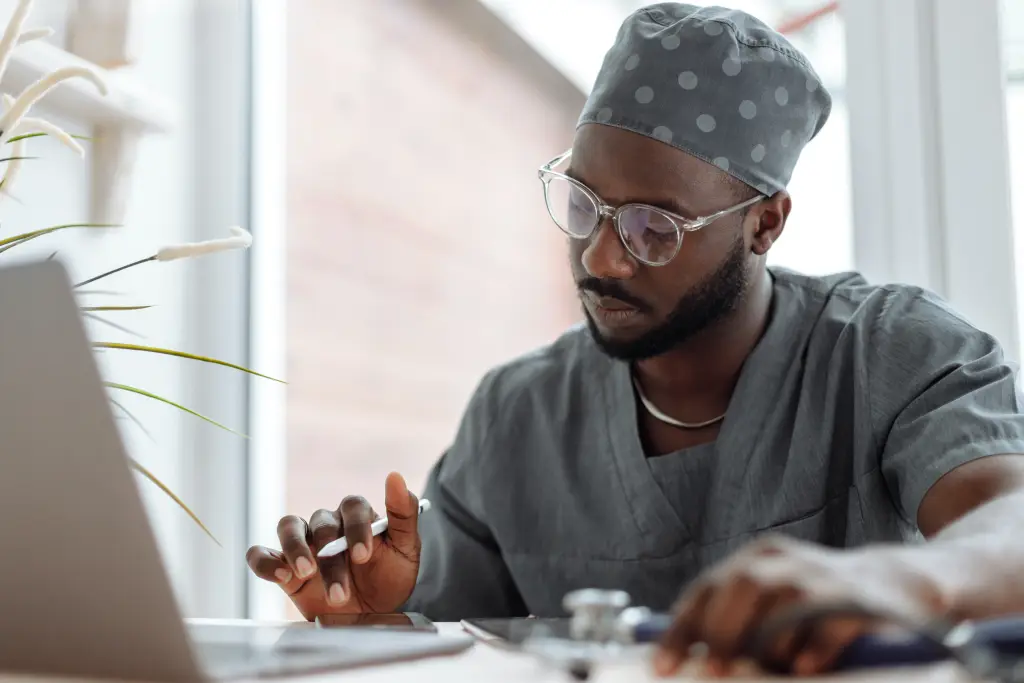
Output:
top-left (583, 235), bottom-right (750, 361)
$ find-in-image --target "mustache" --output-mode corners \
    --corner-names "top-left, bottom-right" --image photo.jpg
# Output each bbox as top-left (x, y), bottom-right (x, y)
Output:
top-left (576, 277), bottom-right (650, 311)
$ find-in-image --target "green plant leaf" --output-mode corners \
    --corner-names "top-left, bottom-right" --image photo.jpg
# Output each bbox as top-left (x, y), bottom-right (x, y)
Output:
top-left (95, 342), bottom-right (285, 383)
top-left (74, 256), bottom-right (155, 288)
top-left (81, 305), bottom-right (153, 312)
top-left (6, 132), bottom-right (91, 144)
top-left (106, 381), bottom-right (248, 437)
top-left (0, 222), bottom-right (118, 253)
top-left (129, 458), bottom-right (220, 546)
top-left (0, 155), bottom-right (37, 163)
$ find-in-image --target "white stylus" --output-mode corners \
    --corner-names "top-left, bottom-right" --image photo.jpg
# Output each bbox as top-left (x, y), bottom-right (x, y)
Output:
top-left (316, 499), bottom-right (431, 559)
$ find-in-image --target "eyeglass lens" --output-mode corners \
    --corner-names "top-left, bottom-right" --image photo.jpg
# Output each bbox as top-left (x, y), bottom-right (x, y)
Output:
top-left (543, 175), bottom-right (680, 264)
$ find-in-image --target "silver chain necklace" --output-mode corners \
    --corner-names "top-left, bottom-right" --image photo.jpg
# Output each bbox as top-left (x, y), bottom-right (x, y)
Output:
top-left (631, 375), bottom-right (726, 430)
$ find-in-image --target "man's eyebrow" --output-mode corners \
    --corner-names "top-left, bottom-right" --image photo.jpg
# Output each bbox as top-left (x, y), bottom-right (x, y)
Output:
top-left (566, 166), bottom-right (699, 218)
top-left (652, 197), bottom-right (697, 218)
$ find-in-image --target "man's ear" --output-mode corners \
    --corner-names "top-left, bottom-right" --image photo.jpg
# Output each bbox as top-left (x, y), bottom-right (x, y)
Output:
top-left (750, 191), bottom-right (791, 255)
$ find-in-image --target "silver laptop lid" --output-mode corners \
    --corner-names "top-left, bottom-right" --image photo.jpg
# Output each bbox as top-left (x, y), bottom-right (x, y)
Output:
top-left (0, 260), bottom-right (204, 682)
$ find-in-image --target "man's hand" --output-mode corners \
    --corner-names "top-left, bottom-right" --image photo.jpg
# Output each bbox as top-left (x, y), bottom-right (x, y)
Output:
top-left (245, 472), bottom-right (422, 620)
top-left (653, 535), bottom-right (948, 678)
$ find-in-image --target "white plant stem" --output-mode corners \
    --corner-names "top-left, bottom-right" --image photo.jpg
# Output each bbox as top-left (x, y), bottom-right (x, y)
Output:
top-left (17, 27), bottom-right (51, 45)
top-left (18, 116), bottom-right (83, 156)
top-left (0, 66), bottom-right (107, 145)
top-left (0, 0), bottom-right (33, 88)
top-left (156, 227), bottom-right (253, 262)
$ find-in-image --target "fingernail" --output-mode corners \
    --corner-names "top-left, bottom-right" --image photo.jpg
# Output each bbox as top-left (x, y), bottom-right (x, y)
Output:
top-left (351, 542), bottom-right (368, 563)
top-left (274, 568), bottom-right (293, 583)
top-left (295, 557), bottom-right (315, 579)
top-left (329, 583), bottom-right (346, 605)
top-left (652, 649), bottom-right (678, 676)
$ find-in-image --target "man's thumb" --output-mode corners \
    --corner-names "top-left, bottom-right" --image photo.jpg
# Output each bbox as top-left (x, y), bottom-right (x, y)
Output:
top-left (383, 471), bottom-right (420, 552)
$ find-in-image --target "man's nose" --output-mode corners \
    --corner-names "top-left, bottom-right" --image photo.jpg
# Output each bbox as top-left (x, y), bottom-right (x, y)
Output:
top-left (581, 219), bottom-right (637, 280)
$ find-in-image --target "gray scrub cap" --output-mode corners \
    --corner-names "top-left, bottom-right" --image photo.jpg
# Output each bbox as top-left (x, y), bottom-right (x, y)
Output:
top-left (578, 3), bottom-right (832, 195)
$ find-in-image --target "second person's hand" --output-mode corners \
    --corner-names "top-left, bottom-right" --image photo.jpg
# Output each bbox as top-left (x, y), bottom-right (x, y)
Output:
top-left (245, 471), bottom-right (423, 620)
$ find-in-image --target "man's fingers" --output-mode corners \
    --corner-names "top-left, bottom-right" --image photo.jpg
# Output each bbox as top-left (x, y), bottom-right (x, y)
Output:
top-left (246, 546), bottom-right (307, 592)
top-left (308, 508), bottom-right (343, 554)
top-left (277, 515), bottom-right (317, 580)
top-left (340, 496), bottom-right (377, 565)
top-left (654, 583), bottom-right (712, 677)
top-left (246, 545), bottom-right (291, 583)
top-left (793, 618), bottom-right (871, 676)
top-left (382, 471), bottom-right (420, 557)
top-left (318, 554), bottom-right (353, 607)
top-left (702, 575), bottom-right (768, 662)
top-left (745, 587), bottom-right (809, 670)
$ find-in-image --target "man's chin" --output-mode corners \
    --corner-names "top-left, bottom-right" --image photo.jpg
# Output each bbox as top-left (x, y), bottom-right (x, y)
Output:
top-left (583, 311), bottom-right (660, 361)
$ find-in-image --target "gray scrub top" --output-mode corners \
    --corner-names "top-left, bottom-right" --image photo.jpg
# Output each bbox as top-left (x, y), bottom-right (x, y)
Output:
top-left (404, 268), bottom-right (1024, 620)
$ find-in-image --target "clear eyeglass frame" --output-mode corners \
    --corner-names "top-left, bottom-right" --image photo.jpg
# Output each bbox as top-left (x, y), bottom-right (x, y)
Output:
top-left (537, 149), bottom-right (765, 267)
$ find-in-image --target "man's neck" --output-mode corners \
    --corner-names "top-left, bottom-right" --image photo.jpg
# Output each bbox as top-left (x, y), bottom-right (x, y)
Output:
top-left (633, 269), bottom-right (774, 400)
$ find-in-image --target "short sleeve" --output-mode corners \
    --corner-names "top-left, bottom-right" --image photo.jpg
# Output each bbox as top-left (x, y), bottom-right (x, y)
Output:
top-left (872, 293), bottom-right (1024, 527)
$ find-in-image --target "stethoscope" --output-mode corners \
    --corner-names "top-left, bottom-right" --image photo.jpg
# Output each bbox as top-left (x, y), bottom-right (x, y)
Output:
top-left (525, 588), bottom-right (1024, 681)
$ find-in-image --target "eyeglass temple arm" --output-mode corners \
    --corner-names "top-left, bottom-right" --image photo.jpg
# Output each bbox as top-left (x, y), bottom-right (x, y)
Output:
top-left (690, 194), bottom-right (765, 228)
top-left (539, 149), bottom-right (572, 173)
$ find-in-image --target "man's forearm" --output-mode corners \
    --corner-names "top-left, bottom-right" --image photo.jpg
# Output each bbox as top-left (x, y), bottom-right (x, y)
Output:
top-left (907, 488), bottom-right (1024, 620)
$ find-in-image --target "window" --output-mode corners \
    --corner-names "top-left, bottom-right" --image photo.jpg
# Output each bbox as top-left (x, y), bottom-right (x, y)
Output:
top-left (1004, 0), bottom-right (1024, 357)
top-left (763, 5), bottom-right (853, 275)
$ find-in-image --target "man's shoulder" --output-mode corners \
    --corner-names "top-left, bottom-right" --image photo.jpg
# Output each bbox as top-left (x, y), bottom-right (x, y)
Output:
top-left (473, 323), bottom-right (606, 412)
top-left (771, 266), bottom-right (983, 339)
top-left (443, 324), bottom-right (607, 478)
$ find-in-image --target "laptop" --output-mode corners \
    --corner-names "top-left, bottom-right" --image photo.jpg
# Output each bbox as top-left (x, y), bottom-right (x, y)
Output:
top-left (0, 260), bottom-right (473, 681)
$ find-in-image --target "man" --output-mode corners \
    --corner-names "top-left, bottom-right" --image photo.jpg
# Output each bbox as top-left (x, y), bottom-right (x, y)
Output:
top-left (247, 3), bottom-right (1024, 676)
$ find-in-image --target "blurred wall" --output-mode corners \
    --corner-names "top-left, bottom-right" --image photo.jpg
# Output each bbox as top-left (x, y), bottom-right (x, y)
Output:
top-left (285, 0), bottom-right (582, 524)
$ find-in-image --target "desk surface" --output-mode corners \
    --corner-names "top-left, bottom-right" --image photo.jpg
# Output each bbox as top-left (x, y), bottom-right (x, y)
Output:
top-left (0, 622), bottom-right (976, 683)
top-left (308, 624), bottom-right (970, 683)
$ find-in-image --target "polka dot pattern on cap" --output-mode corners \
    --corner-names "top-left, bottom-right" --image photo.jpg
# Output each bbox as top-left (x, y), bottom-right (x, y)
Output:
top-left (577, 2), bottom-right (833, 195)
top-left (678, 71), bottom-right (698, 90)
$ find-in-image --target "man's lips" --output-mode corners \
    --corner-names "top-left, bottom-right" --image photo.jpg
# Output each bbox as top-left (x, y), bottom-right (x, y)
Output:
top-left (591, 294), bottom-right (637, 311)
top-left (582, 290), bottom-right (642, 313)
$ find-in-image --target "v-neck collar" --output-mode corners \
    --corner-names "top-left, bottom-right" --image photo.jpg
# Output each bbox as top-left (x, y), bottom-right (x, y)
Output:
top-left (597, 271), bottom-right (817, 549)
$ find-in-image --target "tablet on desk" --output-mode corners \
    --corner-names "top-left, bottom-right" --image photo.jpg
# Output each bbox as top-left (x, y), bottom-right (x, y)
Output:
top-left (461, 617), bottom-right (571, 646)
top-left (316, 612), bottom-right (437, 632)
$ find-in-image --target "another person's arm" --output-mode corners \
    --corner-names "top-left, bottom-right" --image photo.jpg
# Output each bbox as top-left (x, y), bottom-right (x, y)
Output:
top-left (654, 293), bottom-right (1024, 676)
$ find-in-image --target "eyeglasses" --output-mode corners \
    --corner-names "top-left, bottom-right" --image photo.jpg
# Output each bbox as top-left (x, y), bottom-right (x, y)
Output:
top-left (537, 149), bottom-right (764, 267)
